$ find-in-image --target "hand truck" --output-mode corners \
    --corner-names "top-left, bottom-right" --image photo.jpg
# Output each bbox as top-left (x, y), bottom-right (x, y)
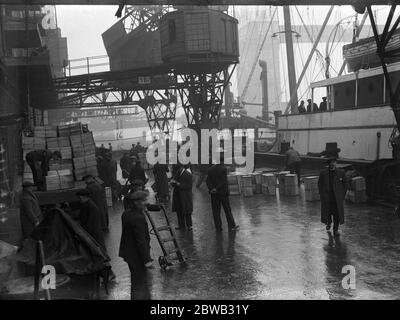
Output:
top-left (145, 204), bottom-right (186, 270)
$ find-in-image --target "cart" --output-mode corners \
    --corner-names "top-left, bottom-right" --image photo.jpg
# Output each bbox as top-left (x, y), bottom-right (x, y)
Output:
top-left (145, 204), bottom-right (186, 270)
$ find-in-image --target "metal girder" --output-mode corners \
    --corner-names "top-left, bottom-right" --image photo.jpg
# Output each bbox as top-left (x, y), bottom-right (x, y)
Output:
top-left (136, 89), bottom-right (177, 135)
top-left (367, 4), bottom-right (400, 159)
top-left (65, 106), bottom-right (142, 119)
top-left (177, 66), bottom-right (236, 130)
top-left (1, 1), bottom-right (392, 5)
top-left (367, 4), bottom-right (400, 130)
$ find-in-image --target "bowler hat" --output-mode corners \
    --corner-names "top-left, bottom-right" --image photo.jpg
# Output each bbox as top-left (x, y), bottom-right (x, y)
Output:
top-left (128, 190), bottom-right (148, 201)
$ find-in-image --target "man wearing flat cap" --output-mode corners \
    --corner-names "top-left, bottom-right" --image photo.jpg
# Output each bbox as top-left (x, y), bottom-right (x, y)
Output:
top-left (119, 190), bottom-right (153, 300)
top-left (83, 174), bottom-right (109, 232)
top-left (318, 157), bottom-right (348, 235)
top-left (20, 181), bottom-right (42, 240)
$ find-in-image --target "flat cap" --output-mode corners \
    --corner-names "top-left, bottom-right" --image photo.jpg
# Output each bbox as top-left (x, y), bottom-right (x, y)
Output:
top-left (76, 189), bottom-right (90, 197)
top-left (22, 181), bottom-right (35, 188)
top-left (128, 190), bottom-right (148, 201)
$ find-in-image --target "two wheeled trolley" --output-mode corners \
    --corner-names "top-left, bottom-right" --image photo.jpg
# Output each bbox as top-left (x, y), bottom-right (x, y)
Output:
top-left (145, 204), bottom-right (186, 270)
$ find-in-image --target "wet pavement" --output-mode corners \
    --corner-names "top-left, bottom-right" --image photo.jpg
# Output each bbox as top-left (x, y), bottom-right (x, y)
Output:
top-left (102, 175), bottom-right (400, 300)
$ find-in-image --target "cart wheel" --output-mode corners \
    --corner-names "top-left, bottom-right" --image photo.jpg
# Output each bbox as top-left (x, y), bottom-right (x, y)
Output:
top-left (159, 256), bottom-right (168, 270)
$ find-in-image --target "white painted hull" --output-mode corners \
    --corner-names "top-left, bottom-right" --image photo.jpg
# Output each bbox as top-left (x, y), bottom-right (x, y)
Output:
top-left (276, 105), bottom-right (396, 161)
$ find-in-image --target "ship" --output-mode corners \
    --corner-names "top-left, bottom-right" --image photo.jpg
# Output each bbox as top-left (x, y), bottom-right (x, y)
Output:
top-left (253, 11), bottom-right (400, 204)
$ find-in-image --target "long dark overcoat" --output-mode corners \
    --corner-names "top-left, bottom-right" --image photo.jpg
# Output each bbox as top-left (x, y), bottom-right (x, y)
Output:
top-left (119, 207), bottom-right (151, 268)
top-left (86, 181), bottom-right (108, 230)
top-left (318, 168), bottom-right (347, 225)
top-left (153, 163), bottom-right (169, 198)
top-left (176, 168), bottom-right (193, 215)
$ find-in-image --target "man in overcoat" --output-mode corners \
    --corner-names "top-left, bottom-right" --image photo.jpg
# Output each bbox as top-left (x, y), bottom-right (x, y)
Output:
top-left (152, 162), bottom-right (170, 203)
top-left (206, 156), bottom-right (239, 232)
top-left (318, 157), bottom-right (348, 235)
top-left (76, 189), bottom-right (106, 250)
top-left (83, 174), bottom-right (109, 231)
top-left (119, 191), bottom-right (153, 300)
top-left (172, 164), bottom-right (193, 231)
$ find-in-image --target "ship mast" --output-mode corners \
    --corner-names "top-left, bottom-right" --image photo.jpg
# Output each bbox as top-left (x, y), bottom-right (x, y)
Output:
top-left (283, 6), bottom-right (298, 114)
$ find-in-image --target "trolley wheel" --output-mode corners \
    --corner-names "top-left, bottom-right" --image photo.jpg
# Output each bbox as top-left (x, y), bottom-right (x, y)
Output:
top-left (159, 256), bottom-right (168, 270)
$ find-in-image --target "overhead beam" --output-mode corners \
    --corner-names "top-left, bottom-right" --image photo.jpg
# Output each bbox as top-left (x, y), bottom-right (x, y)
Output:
top-left (0, 1), bottom-right (392, 5)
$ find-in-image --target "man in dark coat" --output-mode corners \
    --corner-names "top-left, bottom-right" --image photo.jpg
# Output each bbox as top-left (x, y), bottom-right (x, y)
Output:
top-left (120, 152), bottom-right (132, 180)
top-left (152, 162), bottom-right (170, 203)
top-left (129, 159), bottom-right (147, 185)
top-left (206, 157), bottom-right (239, 232)
top-left (172, 164), bottom-right (193, 231)
top-left (171, 163), bottom-right (183, 229)
top-left (306, 99), bottom-right (319, 113)
top-left (319, 97), bottom-right (328, 112)
top-left (76, 189), bottom-right (106, 250)
top-left (318, 157), bottom-right (347, 235)
top-left (20, 181), bottom-right (43, 240)
top-left (298, 100), bottom-right (306, 113)
top-left (83, 174), bottom-right (109, 232)
top-left (25, 150), bottom-right (61, 190)
top-left (119, 190), bottom-right (153, 300)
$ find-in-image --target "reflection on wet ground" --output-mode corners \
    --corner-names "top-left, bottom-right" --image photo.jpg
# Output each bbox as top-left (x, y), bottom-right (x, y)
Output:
top-left (103, 183), bottom-right (400, 300)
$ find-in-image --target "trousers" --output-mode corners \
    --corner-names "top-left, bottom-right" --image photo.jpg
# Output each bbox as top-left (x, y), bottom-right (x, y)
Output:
top-left (128, 263), bottom-right (150, 300)
top-left (210, 194), bottom-right (236, 231)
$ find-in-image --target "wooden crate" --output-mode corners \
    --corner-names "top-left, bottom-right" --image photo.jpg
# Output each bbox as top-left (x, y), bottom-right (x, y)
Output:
top-left (284, 174), bottom-right (298, 186)
top-left (227, 174), bottom-right (238, 185)
top-left (262, 173), bottom-right (276, 186)
top-left (228, 184), bottom-right (240, 195)
top-left (242, 186), bottom-right (253, 197)
top-left (241, 175), bottom-right (253, 187)
top-left (262, 184), bottom-right (276, 196)
top-left (351, 176), bottom-right (366, 191)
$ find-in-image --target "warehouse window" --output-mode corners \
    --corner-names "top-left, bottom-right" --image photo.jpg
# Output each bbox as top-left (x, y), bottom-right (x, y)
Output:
top-left (169, 20), bottom-right (176, 43)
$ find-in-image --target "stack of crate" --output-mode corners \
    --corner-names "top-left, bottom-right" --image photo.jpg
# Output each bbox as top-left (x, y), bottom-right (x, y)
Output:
top-left (261, 173), bottom-right (277, 196)
top-left (284, 174), bottom-right (299, 196)
top-left (58, 123), bottom-right (82, 137)
top-left (48, 159), bottom-right (73, 172)
top-left (227, 173), bottom-right (240, 195)
top-left (277, 171), bottom-right (290, 195)
top-left (70, 132), bottom-right (98, 181)
top-left (23, 162), bottom-right (34, 184)
top-left (347, 176), bottom-right (367, 203)
top-left (45, 169), bottom-right (74, 191)
top-left (45, 126), bottom-right (58, 138)
top-left (241, 175), bottom-right (253, 197)
top-left (46, 137), bottom-right (72, 159)
top-left (33, 126), bottom-right (46, 139)
top-left (304, 176), bottom-right (320, 201)
top-left (251, 172), bottom-right (262, 194)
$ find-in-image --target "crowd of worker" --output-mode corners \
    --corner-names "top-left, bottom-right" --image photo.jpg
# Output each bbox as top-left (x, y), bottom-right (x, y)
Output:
top-left (297, 97), bottom-right (328, 114)
top-left (21, 139), bottom-right (349, 300)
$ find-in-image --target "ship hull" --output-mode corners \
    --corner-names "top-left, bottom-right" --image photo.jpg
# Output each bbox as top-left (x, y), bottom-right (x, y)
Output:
top-left (274, 105), bottom-right (396, 161)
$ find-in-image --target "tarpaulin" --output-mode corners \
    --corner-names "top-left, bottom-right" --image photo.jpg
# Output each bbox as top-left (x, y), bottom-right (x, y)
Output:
top-left (16, 208), bottom-right (110, 275)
